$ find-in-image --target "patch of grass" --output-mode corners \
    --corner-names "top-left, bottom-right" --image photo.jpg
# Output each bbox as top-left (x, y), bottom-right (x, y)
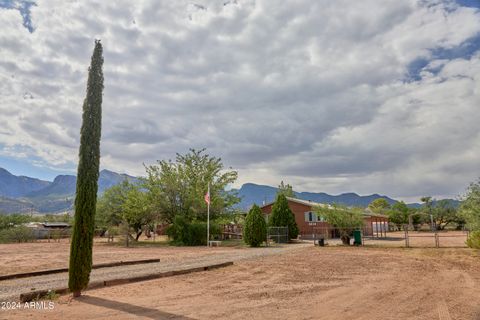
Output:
top-left (44, 290), bottom-right (60, 300)
top-left (100, 238), bottom-right (171, 248)
top-left (220, 239), bottom-right (249, 248)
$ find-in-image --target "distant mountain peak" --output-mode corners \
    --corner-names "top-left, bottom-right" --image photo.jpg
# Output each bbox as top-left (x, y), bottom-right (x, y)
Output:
top-left (0, 168), bottom-right (139, 214)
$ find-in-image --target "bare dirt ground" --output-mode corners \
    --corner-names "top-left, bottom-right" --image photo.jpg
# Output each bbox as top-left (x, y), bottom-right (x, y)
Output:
top-left (0, 240), bottom-right (308, 302)
top-left (361, 231), bottom-right (469, 248)
top-left (0, 238), bottom-right (245, 276)
top-left (2, 245), bottom-right (480, 320)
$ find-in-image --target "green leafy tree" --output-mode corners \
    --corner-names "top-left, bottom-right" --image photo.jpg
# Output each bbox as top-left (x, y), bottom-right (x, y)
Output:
top-left (277, 181), bottom-right (295, 198)
top-left (431, 199), bottom-right (459, 230)
top-left (269, 194), bottom-right (298, 240)
top-left (466, 231), bottom-right (480, 249)
top-left (459, 179), bottom-right (480, 231)
top-left (459, 180), bottom-right (480, 248)
top-left (459, 180), bottom-right (480, 230)
top-left (386, 201), bottom-right (409, 229)
top-left (243, 204), bottom-right (267, 247)
top-left (0, 214), bottom-right (31, 230)
top-left (96, 180), bottom-right (132, 229)
top-left (143, 148), bottom-right (238, 223)
top-left (368, 198), bottom-right (391, 213)
top-left (123, 186), bottom-right (155, 240)
top-left (96, 180), bottom-right (156, 242)
top-left (315, 204), bottom-right (364, 245)
top-left (69, 40), bottom-right (103, 298)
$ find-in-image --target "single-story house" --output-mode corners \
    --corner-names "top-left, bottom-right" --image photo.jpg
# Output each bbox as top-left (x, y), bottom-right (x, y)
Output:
top-left (24, 222), bottom-right (71, 239)
top-left (260, 197), bottom-right (388, 238)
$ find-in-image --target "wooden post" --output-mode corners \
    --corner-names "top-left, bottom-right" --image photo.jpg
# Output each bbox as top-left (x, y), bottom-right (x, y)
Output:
top-left (404, 227), bottom-right (409, 248)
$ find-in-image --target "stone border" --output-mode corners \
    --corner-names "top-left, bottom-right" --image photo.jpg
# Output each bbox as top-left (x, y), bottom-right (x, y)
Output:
top-left (0, 259), bottom-right (160, 281)
top-left (19, 261), bottom-right (234, 303)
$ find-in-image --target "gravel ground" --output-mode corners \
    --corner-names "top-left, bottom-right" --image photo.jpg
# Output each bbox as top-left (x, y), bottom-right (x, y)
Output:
top-left (0, 242), bottom-right (310, 302)
top-left (4, 246), bottom-right (480, 320)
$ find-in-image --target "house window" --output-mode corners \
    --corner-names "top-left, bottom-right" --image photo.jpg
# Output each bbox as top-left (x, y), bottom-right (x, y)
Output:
top-left (305, 211), bottom-right (317, 222)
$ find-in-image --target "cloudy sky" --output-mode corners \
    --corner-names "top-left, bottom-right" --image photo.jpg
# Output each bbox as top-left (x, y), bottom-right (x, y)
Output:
top-left (0, 0), bottom-right (479, 201)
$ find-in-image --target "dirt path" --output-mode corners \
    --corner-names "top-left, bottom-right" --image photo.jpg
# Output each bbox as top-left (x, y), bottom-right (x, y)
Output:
top-left (2, 247), bottom-right (479, 320)
top-left (0, 242), bottom-right (309, 302)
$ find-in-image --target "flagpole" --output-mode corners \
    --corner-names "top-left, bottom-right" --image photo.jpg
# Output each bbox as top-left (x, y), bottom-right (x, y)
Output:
top-left (207, 183), bottom-right (210, 247)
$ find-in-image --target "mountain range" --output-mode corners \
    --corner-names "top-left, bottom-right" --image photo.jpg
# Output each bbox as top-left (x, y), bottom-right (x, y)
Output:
top-left (0, 168), bottom-right (137, 213)
top-left (0, 168), bottom-right (459, 214)
top-left (233, 183), bottom-right (398, 209)
top-left (233, 183), bottom-right (460, 209)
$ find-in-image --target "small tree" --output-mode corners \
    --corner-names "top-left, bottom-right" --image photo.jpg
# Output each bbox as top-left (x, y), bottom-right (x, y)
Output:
top-left (269, 194), bottom-right (298, 240)
top-left (368, 198), bottom-right (391, 213)
top-left (386, 201), bottom-right (409, 229)
top-left (143, 148), bottom-right (239, 224)
top-left (459, 179), bottom-right (480, 231)
top-left (69, 40), bottom-right (103, 298)
top-left (277, 181), bottom-right (295, 198)
top-left (243, 204), bottom-right (267, 247)
top-left (315, 204), bottom-right (364, 245)
top-left (459, 179), bottom-right (480, 248)
top-left (431, 200), bottom-right (459, 230)
top-left (96, 181), bottom-right (156, 243)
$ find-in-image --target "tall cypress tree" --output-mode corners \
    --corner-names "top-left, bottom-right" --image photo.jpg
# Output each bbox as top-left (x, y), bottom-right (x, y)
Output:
top-left (269, 194), bottom-right (299, 240)
top-left (243, 204), bottom-right (267, 247)
top-left (68, 40), bottom-right (103, 297)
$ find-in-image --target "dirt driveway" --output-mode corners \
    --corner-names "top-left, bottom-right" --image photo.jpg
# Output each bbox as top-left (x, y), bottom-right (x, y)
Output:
top-left (2, 246), bottom-right (480, 320)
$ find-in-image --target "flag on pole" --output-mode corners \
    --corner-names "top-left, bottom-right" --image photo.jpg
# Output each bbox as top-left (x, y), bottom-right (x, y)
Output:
top-left (204, 187), bottom-right (210, 205)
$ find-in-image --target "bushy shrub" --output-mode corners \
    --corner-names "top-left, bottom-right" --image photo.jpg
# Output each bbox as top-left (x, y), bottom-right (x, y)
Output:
top-left (0, 226), bottom-right (35, 243)
top-left (243, 204), bottom-right (267, 247)
top-left (269, 194), bottom-right (299, 240)
top-left (166, 215), bottom-right (220, 246)
top-left (466, 230), bottom-right (480, 249)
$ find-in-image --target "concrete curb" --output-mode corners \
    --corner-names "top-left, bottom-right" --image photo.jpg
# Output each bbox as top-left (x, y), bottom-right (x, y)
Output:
top-left (19, 261), bottom-right (234, 302)
top-left (0, 258), bottom-right (160, 281)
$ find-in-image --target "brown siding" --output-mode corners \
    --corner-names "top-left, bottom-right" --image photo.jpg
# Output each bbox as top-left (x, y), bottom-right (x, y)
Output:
top-left (261, 200), bottom-right (321, 235)
top-left (262, 199), bottom-right (389, 238)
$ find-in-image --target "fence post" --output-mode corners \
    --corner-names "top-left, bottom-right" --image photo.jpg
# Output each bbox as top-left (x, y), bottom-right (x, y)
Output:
top-left (435, 232), bottom-right (439, 248)
top-left (404, 226), bottom-right (409, 248)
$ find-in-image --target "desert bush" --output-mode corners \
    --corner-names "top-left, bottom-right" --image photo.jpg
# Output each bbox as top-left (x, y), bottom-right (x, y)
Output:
top-left (166, 215), bottom-right (220, 246)
top-left (466, 230), bottom-right (480, 249)
top-left (243, 204), bottom-right (267, 247)
top-left (315, 204), bottom-right (364, 245)
top-left (0, 226), bottom-right (35, 243)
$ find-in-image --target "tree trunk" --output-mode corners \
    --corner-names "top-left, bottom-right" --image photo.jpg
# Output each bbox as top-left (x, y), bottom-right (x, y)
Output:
top-left (72, 290), bottom-right (81, 298)
top-left (135, 231), bottom-right (142, 241)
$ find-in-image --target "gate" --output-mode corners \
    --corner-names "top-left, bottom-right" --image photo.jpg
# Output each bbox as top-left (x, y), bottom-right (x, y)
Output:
top-left (267, 226), bottom-right (289, 244)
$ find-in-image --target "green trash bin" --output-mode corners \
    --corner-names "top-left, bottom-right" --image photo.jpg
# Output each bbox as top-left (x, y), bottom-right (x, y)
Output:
top-left (353, 230), bottom-right (362, 246)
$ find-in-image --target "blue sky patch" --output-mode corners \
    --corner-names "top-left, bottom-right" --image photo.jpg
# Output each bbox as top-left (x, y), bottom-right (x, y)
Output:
top-left (455, 0), bottom-right (480, 9)
top-left (0, 0), bottom-right (36, 33)
top-left (407, 32), bottom-right (480, 81)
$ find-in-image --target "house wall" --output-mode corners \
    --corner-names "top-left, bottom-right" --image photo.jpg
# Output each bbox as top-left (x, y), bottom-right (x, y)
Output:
top-left (261, 199), bottom-right (389, 238)
top-left (261, 201), bottom-right (327, 235)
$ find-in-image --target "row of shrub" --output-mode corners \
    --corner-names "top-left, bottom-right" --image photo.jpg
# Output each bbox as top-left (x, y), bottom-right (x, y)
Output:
top-left (243, 194), bottom-right (299, 247)
top-left (166, 215), bottom-right (221, 246)
top-left (0, 226), bottom-right (36, 244)
top-left (467, 230), bottom-right (480, 249)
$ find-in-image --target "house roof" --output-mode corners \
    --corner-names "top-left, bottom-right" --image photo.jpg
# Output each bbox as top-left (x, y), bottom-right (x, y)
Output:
top-left (43, 222), bottom-right (71, 227)
top-left (260, 196), bottom-right (330, 209)
top-left (261, 196), bottom-right (388, 218)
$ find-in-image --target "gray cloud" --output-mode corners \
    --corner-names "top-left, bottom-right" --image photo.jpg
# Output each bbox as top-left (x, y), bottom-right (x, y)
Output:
top-left (0, 0), bottom-right (479, 201)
